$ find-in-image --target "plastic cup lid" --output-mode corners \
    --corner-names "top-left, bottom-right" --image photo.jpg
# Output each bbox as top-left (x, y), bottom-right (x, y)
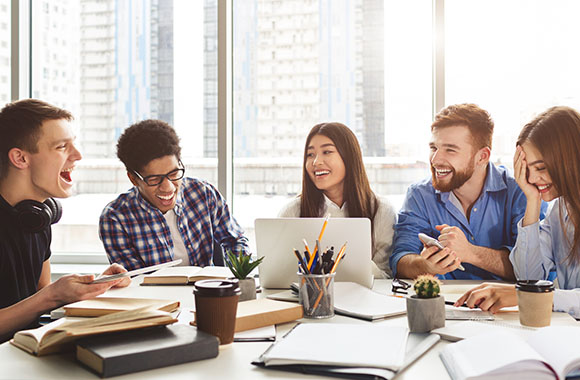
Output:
top-left (515, 280), bottom-right (554, 293)
top-left (193, 279), bottom-right (241, 297)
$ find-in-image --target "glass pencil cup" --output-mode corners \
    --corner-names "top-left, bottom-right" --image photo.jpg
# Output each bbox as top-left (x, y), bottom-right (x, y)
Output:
top-left (298, 272), bottom-right (335, 319)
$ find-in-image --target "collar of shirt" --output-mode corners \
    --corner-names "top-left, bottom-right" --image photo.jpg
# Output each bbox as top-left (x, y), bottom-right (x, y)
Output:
top-left (435, 163), bottom-right (508, 204)
top-left (322, 194), bottom-right (348, 217)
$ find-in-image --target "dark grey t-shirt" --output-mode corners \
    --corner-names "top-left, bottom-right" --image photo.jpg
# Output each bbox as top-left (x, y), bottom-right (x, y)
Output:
top-left (0, 195), bottom-right (51, 342)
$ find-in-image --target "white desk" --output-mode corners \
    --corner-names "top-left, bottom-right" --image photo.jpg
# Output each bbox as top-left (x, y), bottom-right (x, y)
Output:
top-left (0, 280), bottom-right (577, 379)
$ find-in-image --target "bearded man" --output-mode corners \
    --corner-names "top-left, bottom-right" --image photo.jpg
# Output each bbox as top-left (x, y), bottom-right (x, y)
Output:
top-left (390, 103), bottom-right (545, 280)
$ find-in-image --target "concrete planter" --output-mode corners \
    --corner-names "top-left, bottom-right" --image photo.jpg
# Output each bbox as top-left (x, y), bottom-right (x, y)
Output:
top-left (406, 295), bottom-right (445, 333)
top-left (238, 278), bottom-right (257, 302)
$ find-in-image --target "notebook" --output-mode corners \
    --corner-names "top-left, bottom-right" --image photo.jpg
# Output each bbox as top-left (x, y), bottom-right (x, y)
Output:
top-left (253, 323), bottom-right (440, 380)
top-left (267, 282), bottom-right (407, 321)
top-left (255, 217), bottom-right (373, 289)
top-left (440, 326), bottom-right (580, 380)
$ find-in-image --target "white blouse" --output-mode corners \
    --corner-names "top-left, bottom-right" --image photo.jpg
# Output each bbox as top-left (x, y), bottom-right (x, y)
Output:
top-left (278, 194), bottom-right (396, 278)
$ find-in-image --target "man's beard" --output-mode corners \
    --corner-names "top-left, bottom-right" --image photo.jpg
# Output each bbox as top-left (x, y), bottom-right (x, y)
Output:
top-left (431, 162), bottom-right (475, 192)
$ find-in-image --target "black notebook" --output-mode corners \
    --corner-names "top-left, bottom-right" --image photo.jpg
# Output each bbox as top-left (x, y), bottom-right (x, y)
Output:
top-left (76, 324), bottom-right (219, 378)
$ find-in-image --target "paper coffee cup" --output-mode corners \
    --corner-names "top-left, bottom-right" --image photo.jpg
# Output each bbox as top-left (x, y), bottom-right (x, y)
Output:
top-left (194, 279), bottom-right (241, 345)
top-left (516, 280), bottom-right (554, 327)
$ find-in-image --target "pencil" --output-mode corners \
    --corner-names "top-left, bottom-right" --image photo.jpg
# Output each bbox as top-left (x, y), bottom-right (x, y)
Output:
top-left (307, 214), bottom-right (330, 270)
top-left (313, 241), bottom-right (347, 310)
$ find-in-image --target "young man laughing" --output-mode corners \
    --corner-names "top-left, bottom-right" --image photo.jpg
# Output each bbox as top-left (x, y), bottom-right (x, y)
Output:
top-left (0, 99), bottom-right (129, 343)
top-left (391, 103), bottom-right (545, 280)
top-left (99, 119), bottom-right (249, 270)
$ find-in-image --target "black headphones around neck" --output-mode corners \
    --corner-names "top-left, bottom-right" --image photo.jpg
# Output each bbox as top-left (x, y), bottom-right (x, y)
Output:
top-left (14, 198), bottom-right (62, 233)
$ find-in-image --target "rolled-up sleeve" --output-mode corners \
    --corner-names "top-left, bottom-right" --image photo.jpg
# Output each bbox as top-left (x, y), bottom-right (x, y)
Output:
top-left (390, 187), bottom-right (432, 277)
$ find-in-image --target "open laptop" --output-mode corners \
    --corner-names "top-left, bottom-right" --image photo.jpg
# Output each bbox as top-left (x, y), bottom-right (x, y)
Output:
top-left (255, 217), bottom-right (373, 289)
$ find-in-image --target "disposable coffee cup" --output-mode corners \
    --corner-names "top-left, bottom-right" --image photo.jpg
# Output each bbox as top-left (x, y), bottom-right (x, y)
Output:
top-left (516, 280), bottom-right (554, 327)
top-left (194, 279), bottom-right (241, 345)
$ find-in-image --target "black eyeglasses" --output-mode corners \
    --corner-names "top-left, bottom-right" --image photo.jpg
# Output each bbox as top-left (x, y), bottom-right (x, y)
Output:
top-left (392, 278), bottom-right (411, 295)
top-left (133, 162), bottom-right (186, 186)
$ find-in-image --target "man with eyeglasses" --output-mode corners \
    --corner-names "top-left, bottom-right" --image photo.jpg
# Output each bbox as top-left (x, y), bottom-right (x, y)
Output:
top-left (99, 119), bottom-right (249, 270)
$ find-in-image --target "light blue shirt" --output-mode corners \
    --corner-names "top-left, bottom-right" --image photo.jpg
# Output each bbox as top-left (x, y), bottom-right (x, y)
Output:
top-left (511, 198), bottom-right (580, 318)
top-left (391, 163), bottom-right (528, 280)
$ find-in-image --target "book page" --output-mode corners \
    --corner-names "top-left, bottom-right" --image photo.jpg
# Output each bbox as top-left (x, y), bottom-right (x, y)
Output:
top-left (14, 318), bottom-right (69, 344)
top-left (526, 326), bottom-right (580, 378)
top-left (263, 323), bottom-right (408, 370)
top-left (64, 297), bottom-right (179, 316)
top-left (197, 266), bottom-right (234, 278)
top-left (333, 282), bottom-right (406, 320)
top-left (440, 330), bottom-right (554, 379)
top-left (146, 266), bottom-right (204, 277)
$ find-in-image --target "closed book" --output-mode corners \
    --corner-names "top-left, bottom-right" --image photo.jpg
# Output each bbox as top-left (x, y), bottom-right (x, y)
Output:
top-left (190, 298), bottom-right (303, 332)
top-left (141, 266), bottom-right (233, 285)
top-left (11, 307), bottom-right (177, 356)
top-left (64, 297), bottom-right (180, 317)
top-left (76, 324), bottom-right (219, 378)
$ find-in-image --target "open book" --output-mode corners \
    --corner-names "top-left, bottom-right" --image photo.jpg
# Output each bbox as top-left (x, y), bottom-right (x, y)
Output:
top-left (64, 297), bottom-right (180, 317)
top-left (141, 266), bottom-right (233, 285)
top-left (253, 323), bottom-right (439, 379)
top-left (440, 326), bottom-right (580, 380)
top-left (11, 307), bottom-right (177, 356)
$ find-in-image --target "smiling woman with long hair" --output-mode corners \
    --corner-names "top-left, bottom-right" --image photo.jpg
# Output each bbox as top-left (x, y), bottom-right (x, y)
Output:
top-left (456, 106), bottom-right (580, 317)
top-left (278, 122), bottom-right (396, 278)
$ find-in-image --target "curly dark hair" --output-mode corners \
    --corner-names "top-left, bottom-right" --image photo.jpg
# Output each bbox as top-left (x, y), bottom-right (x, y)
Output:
top-left (116, 119), bottom-right (181, 172)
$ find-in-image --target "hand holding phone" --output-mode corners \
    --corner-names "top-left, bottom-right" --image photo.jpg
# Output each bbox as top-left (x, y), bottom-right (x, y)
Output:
top-left (418, 233), bottom-right (465, 271)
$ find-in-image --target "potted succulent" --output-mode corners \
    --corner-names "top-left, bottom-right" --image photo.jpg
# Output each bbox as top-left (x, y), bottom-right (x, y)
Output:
top-left (406, 274), bottom-right (445, 333)
top-left (225, 249), bottom-right (264, 302)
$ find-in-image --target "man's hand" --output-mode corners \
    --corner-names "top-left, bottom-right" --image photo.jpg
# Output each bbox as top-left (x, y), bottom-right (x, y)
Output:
top-left (100, 263), bottom-right (131, 288)
top-left (436, 224), bottom-right (473, 263)
top-left (455, 283), bottom-right (517, 313)
top-left (41, 274), bottom-right (123, 308)
top-left (420, 244), bottom-right (462, 275)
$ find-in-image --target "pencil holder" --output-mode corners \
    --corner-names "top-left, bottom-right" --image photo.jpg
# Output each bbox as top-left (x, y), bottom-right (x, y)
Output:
top-left (298, 272), bottom-right (335, 319)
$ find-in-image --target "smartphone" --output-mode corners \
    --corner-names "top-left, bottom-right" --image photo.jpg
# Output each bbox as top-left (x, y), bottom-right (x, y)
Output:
top-left (418, 233), bottom-right (465, 271)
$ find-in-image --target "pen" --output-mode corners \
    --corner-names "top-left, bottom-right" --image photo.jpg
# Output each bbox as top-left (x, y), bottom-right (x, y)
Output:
top-left (293, 248), bottom-right (310, 274)
top-left (445, 300), bottom-right (469, 308)
top-left (302, 238), bottom-right (312, 257)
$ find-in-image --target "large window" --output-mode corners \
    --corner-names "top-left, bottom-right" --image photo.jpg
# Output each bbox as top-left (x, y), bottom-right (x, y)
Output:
top-left (232, 1), bottom-right (432, 249)
top-left (445, 0), bottom-right (580, 163)
top-left (9, 0), bottom-right (580, 264)
top-left (26, 0), bottom-right (216, 260)
top-left (0, 0), bottom-right (9, 103)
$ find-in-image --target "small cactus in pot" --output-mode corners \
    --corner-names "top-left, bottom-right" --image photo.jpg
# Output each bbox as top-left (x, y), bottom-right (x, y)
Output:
top-left (413, 275), bottom-right (441, 298)
top-left (406, 274), bottom-right (445, 332)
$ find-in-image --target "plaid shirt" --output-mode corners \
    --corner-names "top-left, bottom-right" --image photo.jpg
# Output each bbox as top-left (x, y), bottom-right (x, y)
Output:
top-left (99, 177), bottom-right (249, 270)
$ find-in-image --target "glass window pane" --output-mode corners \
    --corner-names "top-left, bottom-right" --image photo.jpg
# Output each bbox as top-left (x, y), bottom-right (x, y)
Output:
top-left (30, 0), bottom-right (217, 258)
top-left (446, 0), bottom-right (580, 163)
top-left (233, 0), bottom-right (432, 251)
top-left (0, 0), bottom-right (10, 104)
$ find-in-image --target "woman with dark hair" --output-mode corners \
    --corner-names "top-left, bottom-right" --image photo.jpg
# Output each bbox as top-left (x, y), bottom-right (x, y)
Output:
top-left (278, 122), bottom-right (396, 278)
top-left (456, 106), bottom-right (580, 317)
